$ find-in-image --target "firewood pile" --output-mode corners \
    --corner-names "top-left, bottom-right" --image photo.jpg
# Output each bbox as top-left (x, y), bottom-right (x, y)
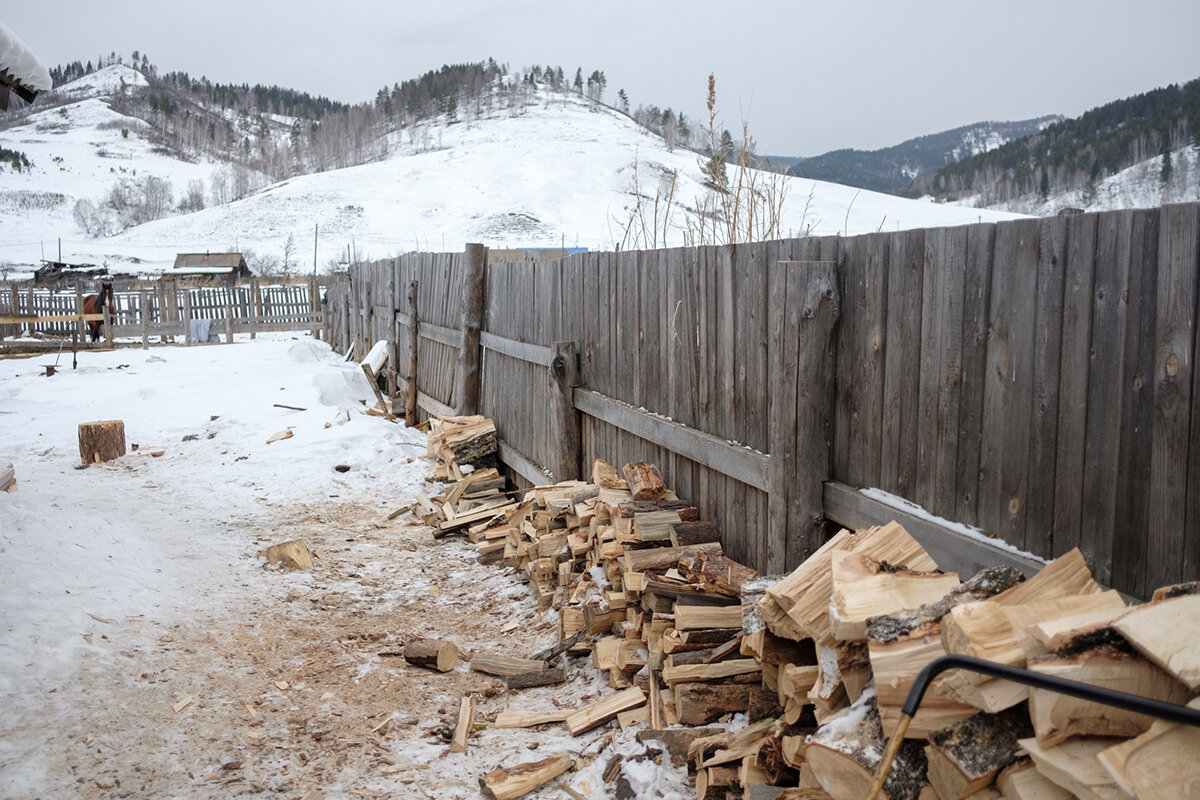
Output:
top-left (418, 424), bottom-right (1200, 800)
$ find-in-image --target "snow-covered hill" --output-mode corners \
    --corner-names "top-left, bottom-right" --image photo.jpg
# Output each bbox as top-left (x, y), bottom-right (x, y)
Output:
top-left (0, 67), bottom-right (1026, 277)
top-left (973, 143), bottom-right (1200, 216)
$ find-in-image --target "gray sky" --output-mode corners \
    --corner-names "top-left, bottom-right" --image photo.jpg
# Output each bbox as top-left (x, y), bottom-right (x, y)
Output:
top-left (7, 1), bottom-right (1200, 156)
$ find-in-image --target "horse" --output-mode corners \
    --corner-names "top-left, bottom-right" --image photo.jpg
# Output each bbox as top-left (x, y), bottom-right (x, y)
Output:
top-left (82, 281), bottom-right (114, 342)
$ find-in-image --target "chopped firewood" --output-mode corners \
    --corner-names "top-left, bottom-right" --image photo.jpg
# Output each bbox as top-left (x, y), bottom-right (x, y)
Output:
top-left (1018, 736), bottom-right (1129, 800)
top-left (430, 415), bottom-right (497, 465)
top-left (761, 522), bottom-right (942, 647)
top-left (742, 629), bottom-right (818, 666)
top-left (1027, 600), bottom-right (1132, 652)
top-left (1028, 645), bottom-right (1190, 746)
top-left (675, 681), bottom-right (756, 725)
top-left (693, 718), bottom-right (777, 768)
top-left (506, 666), bottom-right (567, 690)
top-left (78, 419), bottom-right (126, 463)
top-left (940, 590), bottom-right (1127, 712)
top-left (924, 707), bottom-right (1033, 800)
top-left (623, 542), bottom-right (724, 573)
top-left (661, 658), bottom-right (761, 687)
top-left (565, 686), bottom-right (646, 735)
top-left (1150, 581), bottom-right (1200, 602)
top-left (256, 539), bottom-right (314, 570)
top-left (616, 705), bottom-right (650, 729)
top-left (479, 753), bottom-right (573, 800)
top-left (831, 550), bottom-right (960, 641)
top-left (622, 461), bottom-right (667, 500)
top-left (803, 690), bottom-right (929, 800)
top-left (450, 695), bottom-right (475, 753)
top-left (991, 548), bottom-right (1102, 606)
top-left (590, 458), bottom-right (627, 489)
top-left (493, 710), bottom-right (571, 728)
top-left (1111, 593), bottom-right (1200, 691)
top-left (265, 428), bottom-right (293, 444)
top-left (996, 759), bottom-right (1074, 800)
top-left (469, 653), bottom-right (547, 677)
top-left (678, 550), bottom-right (758, 597)
top-left (672, 520), bottom-right (722, 547)
top-left (674, 604), bottom-right (744, 631)
top-left (636, 727), bottom-right (724, 762)
top-left (403, 638), bottom-right (459, 672)
top-left (1097, 698), bottom-right (1200, 800)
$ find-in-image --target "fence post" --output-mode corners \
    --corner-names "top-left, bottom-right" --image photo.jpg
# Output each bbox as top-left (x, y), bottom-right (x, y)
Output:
top-left (183, 290), bottom-right (193, 345)
top-left (225, 301), bottom-right (234, 343)
top-left (250, 279), bottom-right (261, 340)
top-left (141, 291), bottom-right (150, 349)
top-left (406, 279), bottom-right (420, 427)
top-left (767, 260), bottom-right (840, 573)
top-left (456, 243), bottom-right (487, 415)
top-left (75, 284), bottom-right (86, 341)
top-left (102, 288), bottom-right (113, 345)
top-left (549, 341), bottom-right (580, 482)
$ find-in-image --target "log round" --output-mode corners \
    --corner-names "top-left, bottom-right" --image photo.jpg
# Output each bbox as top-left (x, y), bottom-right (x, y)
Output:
top-left (403, 637), bottom-right (459, 672)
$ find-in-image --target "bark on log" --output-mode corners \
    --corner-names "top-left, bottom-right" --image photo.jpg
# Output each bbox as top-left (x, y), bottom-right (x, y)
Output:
top-left (506, 666), bottom-right (567, 690)
top-left (403, 638), bottom-right (459, 672)
top-left (675, 681), bottom-right (755, 725)
top-left (622, 461), bottom-right (667, 501)
top-left (678, 550), bottom-right (758, 597)
top-left (469, 653), bottom-right (547, 677)
top-left (924, 706), bottom-right (1033, 800)
top-left (78, 419), bottom-right (126, 464)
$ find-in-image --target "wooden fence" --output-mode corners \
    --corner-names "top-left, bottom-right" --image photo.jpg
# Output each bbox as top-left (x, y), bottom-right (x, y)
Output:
top-left (0, 279), bottom-right (324, 344)
top-left (326, 203), bottom-right (1200, 599)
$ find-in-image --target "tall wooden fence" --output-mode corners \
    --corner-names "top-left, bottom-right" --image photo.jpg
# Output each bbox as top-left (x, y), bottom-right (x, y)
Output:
top-left (326, 203), bottom-right (1200, 599)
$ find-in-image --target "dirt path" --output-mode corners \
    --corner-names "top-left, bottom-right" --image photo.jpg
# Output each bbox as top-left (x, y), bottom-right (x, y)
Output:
top-left (4, 494), bottom-right (666, 799)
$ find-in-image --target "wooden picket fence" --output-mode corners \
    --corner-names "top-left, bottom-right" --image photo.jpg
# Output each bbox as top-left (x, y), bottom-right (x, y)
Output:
top-left (0, 278), bottom-right (325, 345)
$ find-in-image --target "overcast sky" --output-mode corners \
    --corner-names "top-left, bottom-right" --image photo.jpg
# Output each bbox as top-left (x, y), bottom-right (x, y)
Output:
top-left (7, 1), bottom-right (1200, 156)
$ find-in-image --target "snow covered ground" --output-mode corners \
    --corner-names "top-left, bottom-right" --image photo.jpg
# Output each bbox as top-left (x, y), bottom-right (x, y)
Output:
top-left (0, 66), bottom-right (1026, 277)
top-left (0, 334), bottom-right (698, 798)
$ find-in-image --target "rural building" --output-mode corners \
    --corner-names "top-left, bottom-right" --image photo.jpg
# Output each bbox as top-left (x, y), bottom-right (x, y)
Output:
top-left (166, 253), bottom-right (251, 285)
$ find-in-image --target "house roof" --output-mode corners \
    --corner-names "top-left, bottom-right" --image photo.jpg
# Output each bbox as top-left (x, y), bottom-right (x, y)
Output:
top-left (172, 253), bottom-right (248, 271)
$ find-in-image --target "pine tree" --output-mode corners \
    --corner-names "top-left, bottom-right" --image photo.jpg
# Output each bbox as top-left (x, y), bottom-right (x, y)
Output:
top-left (1160, 148), bottom-right (1173, 186)
top-left (1039, 169), bottom-right (1050, 200)
top-left (617, 89), bottom-right (629, 113)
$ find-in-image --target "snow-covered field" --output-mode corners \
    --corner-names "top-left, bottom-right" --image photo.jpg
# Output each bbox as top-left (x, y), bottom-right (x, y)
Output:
top-left (0, 65), bottom-right (1027, 277)
top-left (0, 334), bottom-right (698, 798)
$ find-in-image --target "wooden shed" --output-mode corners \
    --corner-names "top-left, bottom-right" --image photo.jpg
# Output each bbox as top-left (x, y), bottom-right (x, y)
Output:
top-left (166, 253), bottom-right (251, 285)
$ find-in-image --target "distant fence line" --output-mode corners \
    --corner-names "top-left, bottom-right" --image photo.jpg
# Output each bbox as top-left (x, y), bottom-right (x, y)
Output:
top-left (325, 203), bottom-right (1200, 600)
top-left (0, 279), bottom-right (325, 343)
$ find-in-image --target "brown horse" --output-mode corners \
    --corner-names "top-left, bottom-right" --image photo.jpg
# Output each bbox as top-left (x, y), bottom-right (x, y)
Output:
top-left (82, 281), bottom-right (114, 342)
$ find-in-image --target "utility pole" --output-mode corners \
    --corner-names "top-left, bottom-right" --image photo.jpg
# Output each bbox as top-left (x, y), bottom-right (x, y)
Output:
top-left (313, 223), bottom-right (318, 275)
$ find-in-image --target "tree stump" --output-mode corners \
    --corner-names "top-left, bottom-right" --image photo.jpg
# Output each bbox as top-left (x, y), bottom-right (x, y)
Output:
top-left (78, 420), bottom-right (126, 464)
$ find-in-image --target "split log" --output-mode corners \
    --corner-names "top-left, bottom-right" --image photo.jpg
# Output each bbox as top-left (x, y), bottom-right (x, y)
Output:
top-left (636, 727), bottom-right (724, 762)
top-left (803, 691), bottom-right (929, 800)
top-left (1028, 645), bottom-right (1190, 746)
top-left (256, 539), bottom-right (314, 570)
top-left (761, 523), bottom-right (942, 647)
top-left (506, 666), bottom-right (567, 690)
top-left (674, 604), bottom-right (744, 631)
top-left (996, 759), bottom-right (1074, 800)
top-left (741, 629), bottom-right (817, 666)
top-left (622, 461), bottom-right (667, 500)
top-left (431, 415), bottom-right (497, 464)
top-left (1111, 593), bottom-right (1200, 691)
top-left (469, 653), bottom-right (547, 677)
top-left (678, 550), bottom-right (758, 597)
top-left (924, 707), bottom-right (1033, 800)
top-left (78, 419), bottom-right (126, 464)
top-left (1097, 698), bottom-right (1200, 800)
top-left (661, 658), bottom-right (760, 687)
top-left (450, 695), bottom-right (475, 753)
top-left (672, 520), bottom-right (723, 547)
top-left (480, 754), bottom-right (573, 800)
top-left (590, 458), bottom-right (627, 489)
top-left (403, 638), bottom-right (459, 672)
top-left (565, 686), bottom-right (646, 735)
top-left (493, 709), bottom-right (571, 728)
top-left (675, 681), bottom-right (755, 726)
top-left (1018, 736), bottom-right (1130, 800)
top-left (831, 550), bottom-right (960, 641)
top-left (991, 547), bottom-right (1102, 606)
top-left (0, 461), bottom-right (14, 492)
top-left (696, 766), bottom-right (738, 800)
top-left (623, 542), bottom-right (723, 573)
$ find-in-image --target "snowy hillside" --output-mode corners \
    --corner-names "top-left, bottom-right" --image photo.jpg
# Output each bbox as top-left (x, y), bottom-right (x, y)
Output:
top-left (0, 66), bottom-right (1026, 277)
top-left (973, 143), bottom-right (1200, 216)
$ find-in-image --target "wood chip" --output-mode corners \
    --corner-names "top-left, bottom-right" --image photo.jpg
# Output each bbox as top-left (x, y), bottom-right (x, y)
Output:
top-left (172, 695), bottom-right (194, 713)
